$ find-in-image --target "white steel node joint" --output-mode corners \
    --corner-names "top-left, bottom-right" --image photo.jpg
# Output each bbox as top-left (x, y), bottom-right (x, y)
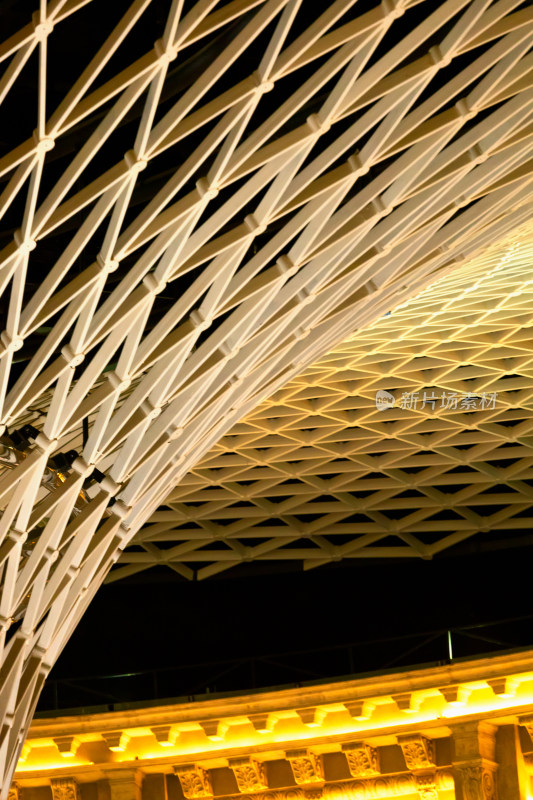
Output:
top-left (14, 230), bottom-right (37, 255)
top-left (468, 144), bottom-right (488, 165)
top-left (140, 399), bottom-right (161, 420)
top-left (428, 45), bottom-right (452, 68)
top-left (61, 345), bottom-right (85, 368)
top-left (372, 197), bottom-right (394, 218)
top-left (455, 99), bottom-right (476, 121)
top-left (32, 14), bottom-right (54, 40)
top-left (276, 255), bottom-right (298, 277)
top-left (348, 153), bottom-right (370, 176)
top-left (109, 500), bottom-right (132, 521)
top-left (143, 273), bottom-right (167, 294)
top-left (0, 332), bottom-right (23, 353)
top-left (154, 38), bottom-right (178, 65)
top-left (32, 131), bottom-right (55, 155)
top-left (107, 372), bottom-right (131, 392)
top-left (166, 424), bottom-right (184, 441)
top-left (244, 214), bottom-right (267, 235)
top-left (382, 0), bottom-right (405, 20)
top-left (253, 71), bottom-right (274, 93)
top-left (99, 475), bottom-right (121, 496)
top-left (96, 254), bottom-right (120, 273)
top-left (307, 114), bottom-right (330, 135)
top-left (196, 178), bottom-right (219, 200)
top-left (71, 457), bottom-right (94, 478)
top-left (34, 432), bottom-right (58, 453)
top-left (190, 310), bottom-right (212, 331)
top-left (124, 150), bottom-right (148, 173)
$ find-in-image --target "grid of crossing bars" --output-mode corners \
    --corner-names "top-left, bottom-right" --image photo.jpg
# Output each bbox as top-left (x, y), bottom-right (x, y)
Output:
top-left (125, 231), bottom-right (533, 580)
top-left (0, 0), bottom-right (532, 793)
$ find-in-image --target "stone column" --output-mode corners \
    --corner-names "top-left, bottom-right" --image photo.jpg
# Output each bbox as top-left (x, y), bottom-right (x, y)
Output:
top-left (451, 722), bottom-right (498, 800)
top-left (496, 724), bottom-right (529, 799)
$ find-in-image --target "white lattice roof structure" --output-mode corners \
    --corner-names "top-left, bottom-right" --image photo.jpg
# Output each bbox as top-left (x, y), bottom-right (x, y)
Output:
top-left (0, 0), bottom-right (532, 794)
top-left (117, 230), bottom-right (533, 580)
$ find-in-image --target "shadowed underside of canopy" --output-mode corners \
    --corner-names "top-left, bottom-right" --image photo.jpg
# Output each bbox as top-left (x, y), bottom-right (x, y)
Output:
top-left (124, 228), bottom-right (533, 581)
top-left (0, 0), bottom-right (532, 794)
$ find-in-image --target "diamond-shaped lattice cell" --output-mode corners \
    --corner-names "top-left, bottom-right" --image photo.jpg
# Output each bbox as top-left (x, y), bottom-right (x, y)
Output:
top-left (118, 234), bottom-right (533, 582)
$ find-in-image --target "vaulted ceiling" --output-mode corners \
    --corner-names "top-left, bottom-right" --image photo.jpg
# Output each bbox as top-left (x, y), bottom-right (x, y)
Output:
top-left (0, 0), bottom-right (532, 793)
top-left (113, 227), bottom-right (533, 580)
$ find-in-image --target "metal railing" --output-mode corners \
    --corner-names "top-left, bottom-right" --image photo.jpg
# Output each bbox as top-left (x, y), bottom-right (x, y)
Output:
top-left (36, 612), bottom-right (533, 715)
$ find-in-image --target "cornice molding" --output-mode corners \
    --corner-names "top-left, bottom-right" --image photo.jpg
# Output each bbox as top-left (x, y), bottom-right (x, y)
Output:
top-left (15, 650), bottom-right (533, 780)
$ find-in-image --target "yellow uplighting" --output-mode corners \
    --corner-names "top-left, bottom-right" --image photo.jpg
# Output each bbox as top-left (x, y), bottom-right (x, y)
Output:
top-left (16, 659), bottom-right (533, 777)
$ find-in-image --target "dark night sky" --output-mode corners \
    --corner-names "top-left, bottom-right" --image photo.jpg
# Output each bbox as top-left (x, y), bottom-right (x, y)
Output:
top-left (39, 542), bottom-right (531, 713)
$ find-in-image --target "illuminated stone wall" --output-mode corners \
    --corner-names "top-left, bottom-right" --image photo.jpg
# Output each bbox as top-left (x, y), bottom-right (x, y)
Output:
top-left (10, 649), bottom-right (533, 799)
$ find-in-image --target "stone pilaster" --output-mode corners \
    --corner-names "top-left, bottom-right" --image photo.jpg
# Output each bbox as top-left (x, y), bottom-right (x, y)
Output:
top-left (495, 725), bottom-right (528, 800)
top-left (452, 722), bottom-right (498, 800)
top-left (102, 769), bottom-right (143, 800)
top-left (519, 714), bottom-right (533, 745)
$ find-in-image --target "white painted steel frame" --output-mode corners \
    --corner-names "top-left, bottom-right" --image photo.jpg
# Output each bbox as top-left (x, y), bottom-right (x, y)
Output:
top-left (0, 0), bottom-right (532, 793)
top-left (132, 229), bottom-right (533, 580)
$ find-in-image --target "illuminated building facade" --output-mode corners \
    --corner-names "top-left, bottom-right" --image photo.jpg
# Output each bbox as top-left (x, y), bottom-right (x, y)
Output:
top-left (0, 0), bottom-right (532, 795)
top-left (10, 649), bottom-right (533, 799)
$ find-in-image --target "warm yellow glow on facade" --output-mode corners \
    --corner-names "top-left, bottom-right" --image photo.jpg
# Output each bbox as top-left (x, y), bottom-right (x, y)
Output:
top-left (11, 649), bottom-right (533, 798)
top-left (20, 673), bottom-right (533, 772)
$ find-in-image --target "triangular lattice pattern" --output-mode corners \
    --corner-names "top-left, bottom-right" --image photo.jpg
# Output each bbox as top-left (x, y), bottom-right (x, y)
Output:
top-left (0, 0), bottom-right (532, 792)
top-left (121, 230), bottom-right (533, 580)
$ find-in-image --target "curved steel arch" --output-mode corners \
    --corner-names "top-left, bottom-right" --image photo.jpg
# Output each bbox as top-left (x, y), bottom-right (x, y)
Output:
top-left (0, 0), bottom-right (532, 792)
